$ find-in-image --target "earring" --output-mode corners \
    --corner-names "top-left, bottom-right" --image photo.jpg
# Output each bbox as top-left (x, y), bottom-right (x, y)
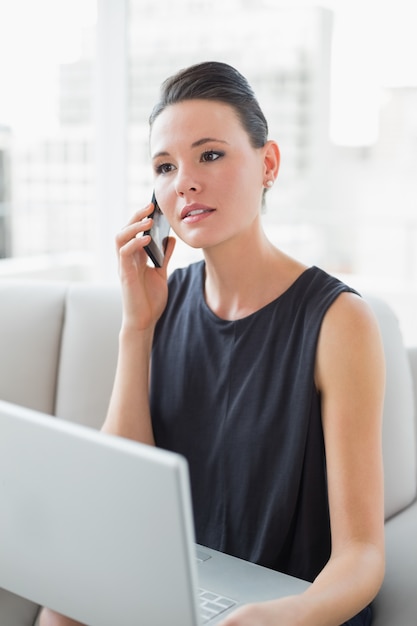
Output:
top-left (265, 180), bottom-right (274, 189)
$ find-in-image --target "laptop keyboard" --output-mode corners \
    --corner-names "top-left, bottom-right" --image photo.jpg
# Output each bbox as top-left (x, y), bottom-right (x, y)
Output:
top-left (198, 588), bottom-right (236, 623)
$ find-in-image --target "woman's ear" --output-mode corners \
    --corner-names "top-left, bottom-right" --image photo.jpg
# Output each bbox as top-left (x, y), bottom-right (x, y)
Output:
top-left (263, 140), bottom-right (280, 183)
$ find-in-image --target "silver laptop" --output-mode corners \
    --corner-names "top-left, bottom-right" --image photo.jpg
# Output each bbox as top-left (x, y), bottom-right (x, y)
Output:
top-left (0, 400), bottom-right (309, 626)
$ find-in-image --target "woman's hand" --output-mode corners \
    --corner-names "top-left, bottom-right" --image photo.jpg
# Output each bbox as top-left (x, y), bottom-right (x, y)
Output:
top-left (115, 201), bottom-right (175, 331)
top-left (219, 596), bottom-right (303, 626)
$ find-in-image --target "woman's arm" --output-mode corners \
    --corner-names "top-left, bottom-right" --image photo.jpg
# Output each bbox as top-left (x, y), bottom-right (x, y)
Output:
top-left (305, 292), bottom-right (386, 623)
top-left (102, 203), bottom-right (175, 443)
top-left (221, 292), bottom-right (386, 626)
top-left (102, 324), bottom-right (156, 443)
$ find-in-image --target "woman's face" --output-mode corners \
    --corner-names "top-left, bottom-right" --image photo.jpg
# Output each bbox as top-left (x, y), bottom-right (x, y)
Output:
top-left (149, 99), bottom-right (272, 252)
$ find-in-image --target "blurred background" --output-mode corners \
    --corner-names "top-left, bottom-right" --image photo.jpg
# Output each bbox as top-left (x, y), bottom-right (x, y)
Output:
top-left (0, 0), bottom-right (416, 344)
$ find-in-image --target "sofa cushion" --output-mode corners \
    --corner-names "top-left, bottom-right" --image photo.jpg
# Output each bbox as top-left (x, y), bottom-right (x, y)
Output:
top-left (0, 281), bottom-right (66, 415)
top-left (372, 501), bottom-right (417, 625)
top-left (408, 347), bottom-right (417, 477)
top-left (367, 296), bottom-right (417, 519)
top-left (54, 283), bottom-right (122, 429)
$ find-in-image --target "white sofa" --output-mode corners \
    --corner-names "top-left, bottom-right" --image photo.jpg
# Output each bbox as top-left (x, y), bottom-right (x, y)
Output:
top-left (0, 280), bottom-right (416, 626)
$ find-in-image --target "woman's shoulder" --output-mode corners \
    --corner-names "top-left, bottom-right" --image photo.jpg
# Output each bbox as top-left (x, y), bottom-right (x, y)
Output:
top-left (168, 260), bottom-right (205, 288)
top-left (314, 276), bottom-right (384, 383)
top-left (303, 265), bottom-right (357, 295)
top-left (278, 264), bottom-right (359, 313)
top-left (161, 260), bottom-right (205, 318)
top-left (305, 266), bottom-right (377, 329)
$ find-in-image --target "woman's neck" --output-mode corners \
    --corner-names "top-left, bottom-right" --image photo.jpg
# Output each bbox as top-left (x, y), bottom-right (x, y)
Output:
top-left (202, 225), bottom-right (306, 321)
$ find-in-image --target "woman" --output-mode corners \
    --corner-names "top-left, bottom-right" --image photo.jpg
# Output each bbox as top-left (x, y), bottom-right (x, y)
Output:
top-left (41, 61), bottom-right (385, 626)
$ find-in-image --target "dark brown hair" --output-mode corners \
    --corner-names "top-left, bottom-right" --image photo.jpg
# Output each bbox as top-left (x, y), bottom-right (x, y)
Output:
top-left (149, 61), bottom-right (269, 148)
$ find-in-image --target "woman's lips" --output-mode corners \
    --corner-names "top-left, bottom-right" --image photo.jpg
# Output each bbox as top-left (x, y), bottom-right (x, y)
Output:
top-left (181, 203), bottom-right (215, 223)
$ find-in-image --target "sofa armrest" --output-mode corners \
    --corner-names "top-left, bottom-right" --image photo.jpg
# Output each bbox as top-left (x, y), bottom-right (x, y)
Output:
top-left (408, 347), bottom-right (417, 408)
top-left (407, 347), bottom-right (417, 467)
top-left (54, 283), bottom-right (122, 429)
top-left (0, 281), bottom-right (67, 414)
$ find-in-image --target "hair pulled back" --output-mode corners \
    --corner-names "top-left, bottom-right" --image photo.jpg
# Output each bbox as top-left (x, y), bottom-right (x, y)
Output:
top-left (149, 61), bottom-right (268, 149)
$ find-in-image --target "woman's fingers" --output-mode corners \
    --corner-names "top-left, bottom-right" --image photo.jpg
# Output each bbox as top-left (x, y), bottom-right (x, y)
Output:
top-left (118, 220), bottom-right (150, 249)
top-left (115, 203), bottom-right (174, 276)
top-left (115, 202), bottom-right (154, 253)
top-left (127, 201), bottom-right (155, 225)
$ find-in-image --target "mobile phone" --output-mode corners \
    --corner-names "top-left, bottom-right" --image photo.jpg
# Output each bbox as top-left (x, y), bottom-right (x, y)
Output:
top-left (144, 192), bottom-right (170, 268)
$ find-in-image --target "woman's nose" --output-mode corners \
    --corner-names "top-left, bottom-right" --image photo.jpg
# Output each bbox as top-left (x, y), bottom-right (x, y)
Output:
top-left (174, 167), bottom-right (201, 196)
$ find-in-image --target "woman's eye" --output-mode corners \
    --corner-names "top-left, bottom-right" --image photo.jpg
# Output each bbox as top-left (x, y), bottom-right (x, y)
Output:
top-left (155, 162), bottom-right (175, 174)
top-left (201, 150), bottom-right (224, 163)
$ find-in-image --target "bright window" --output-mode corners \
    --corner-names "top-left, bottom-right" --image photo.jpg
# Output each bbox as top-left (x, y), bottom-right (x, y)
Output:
top-left (0, 0), bottom-right (96, 271)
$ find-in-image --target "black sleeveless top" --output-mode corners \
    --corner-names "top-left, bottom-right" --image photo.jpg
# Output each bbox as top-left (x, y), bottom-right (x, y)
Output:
top-left (150, 262), bottom-right (358, 582)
